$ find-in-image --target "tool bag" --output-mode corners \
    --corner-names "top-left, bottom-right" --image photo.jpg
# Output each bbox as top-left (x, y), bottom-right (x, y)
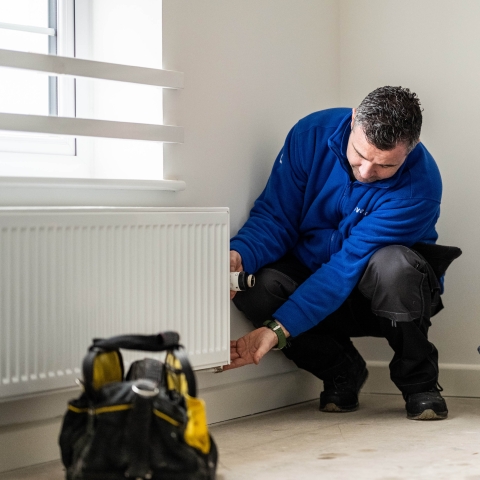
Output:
top-left (59, 332), bottom-right (218, 480)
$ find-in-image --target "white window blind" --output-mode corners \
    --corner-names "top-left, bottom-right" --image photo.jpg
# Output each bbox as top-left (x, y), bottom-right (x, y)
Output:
top-left (0, 49), bottom-right (184, 141)
top-left (0, 0), bottom-right (184, 188)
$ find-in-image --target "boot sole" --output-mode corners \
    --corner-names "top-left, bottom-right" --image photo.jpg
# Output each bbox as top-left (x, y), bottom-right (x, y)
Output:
top-left (320, 369), bottom-right (369, 413)
top-left (407, 409), bottom-right (448, 421)
top-left (321, 402), bottom-right (359, 413)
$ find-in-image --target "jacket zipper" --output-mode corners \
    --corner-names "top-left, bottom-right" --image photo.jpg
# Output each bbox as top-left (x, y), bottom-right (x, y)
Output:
top-left (330, 180), bottom-right (351, 256)
top-left (329, 230), bottom-right (337, 257)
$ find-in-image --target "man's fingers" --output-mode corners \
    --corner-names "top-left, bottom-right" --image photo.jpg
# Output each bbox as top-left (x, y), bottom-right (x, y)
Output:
top-left (223, 363), bottom-right (237, 371)
top-left (223, 357), bottom-right (251, 371)
top-left (230, 339), bottom-right (241, 361)
top-left (230, 351), bottom-right (241, 361)
top-left (229, 251), bottom-right (242, 300)
top-left (230, 251), bottom-right (242, 272)
top-left (227, 329), bottom-right (277, 369)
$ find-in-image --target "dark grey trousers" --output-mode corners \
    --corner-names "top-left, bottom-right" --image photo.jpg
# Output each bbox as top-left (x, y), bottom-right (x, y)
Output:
top-left (233, 245), bottom-right (444, 395)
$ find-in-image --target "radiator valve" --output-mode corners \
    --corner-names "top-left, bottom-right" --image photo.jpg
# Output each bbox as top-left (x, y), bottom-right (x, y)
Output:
top-left (230, 271), bottom-right (255, 291)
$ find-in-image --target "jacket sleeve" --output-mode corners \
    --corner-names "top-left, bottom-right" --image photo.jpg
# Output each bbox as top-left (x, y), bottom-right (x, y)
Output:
top-left (230, 125), bottom-right (309, 273)
top-left (273, 197), bottom-right (441, 337)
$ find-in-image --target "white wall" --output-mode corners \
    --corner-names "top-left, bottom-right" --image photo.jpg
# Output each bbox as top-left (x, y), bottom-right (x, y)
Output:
top-left (0, 0), bottom-right (340, 472)
top-left (340, 0), bottom-right (479, 395)
top-left (163, 0), bottom-right (340, 421)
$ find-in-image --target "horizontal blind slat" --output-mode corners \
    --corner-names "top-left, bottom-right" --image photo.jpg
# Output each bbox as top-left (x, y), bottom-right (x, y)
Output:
top-left (0, 113), bottom-right (184, 143)
top-left (0, 23), bottom-right (56, 36)
top-left (0, 49), bottom-right (183, 88)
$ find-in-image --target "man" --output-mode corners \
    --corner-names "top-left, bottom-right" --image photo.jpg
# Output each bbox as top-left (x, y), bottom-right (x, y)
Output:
top-left (226, 86), bottom-right (461, 420)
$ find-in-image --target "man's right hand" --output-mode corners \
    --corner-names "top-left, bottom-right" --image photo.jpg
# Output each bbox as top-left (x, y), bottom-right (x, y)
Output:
top-left (230, 250), bottom-right (243, 299)
top-left (223, 327), bottom-right (278, 370)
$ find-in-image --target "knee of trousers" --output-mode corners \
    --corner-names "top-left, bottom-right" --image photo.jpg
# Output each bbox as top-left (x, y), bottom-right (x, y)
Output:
top-left (232, 267), bottom-right (298, 329)
top-left (358, 245), bottom-right (428, 322)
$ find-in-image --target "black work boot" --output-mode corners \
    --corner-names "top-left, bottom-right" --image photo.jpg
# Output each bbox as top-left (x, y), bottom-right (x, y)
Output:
top-left (404, 386), bottom-right (448, 420)
top-left (319, 353), bottom-right (369, 412)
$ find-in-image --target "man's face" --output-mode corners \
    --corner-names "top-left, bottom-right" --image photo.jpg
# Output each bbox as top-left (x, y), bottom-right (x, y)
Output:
top-left (346, 111), bottom-right (409, 183)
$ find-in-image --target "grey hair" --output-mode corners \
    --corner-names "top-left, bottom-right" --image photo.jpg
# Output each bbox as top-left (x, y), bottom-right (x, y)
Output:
top-left (353, 86), bottom-right (423, 153)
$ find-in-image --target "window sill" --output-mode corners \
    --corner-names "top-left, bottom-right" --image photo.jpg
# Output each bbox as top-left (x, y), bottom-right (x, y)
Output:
top-left (0, 176), bottom-right (186, 192)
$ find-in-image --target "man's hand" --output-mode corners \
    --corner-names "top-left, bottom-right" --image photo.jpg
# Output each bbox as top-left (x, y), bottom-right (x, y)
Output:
top-left (223, 327), bottom-right (278, 370)
top-left (230, 250), bottom-right (243, 300)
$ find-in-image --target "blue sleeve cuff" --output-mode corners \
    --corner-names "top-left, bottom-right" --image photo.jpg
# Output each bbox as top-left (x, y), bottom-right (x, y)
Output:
top-left (230, 240), bottom-right (257, 273)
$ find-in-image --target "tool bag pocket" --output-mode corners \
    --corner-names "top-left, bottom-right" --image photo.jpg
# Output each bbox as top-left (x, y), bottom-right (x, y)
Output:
top-left (59, 332), bottom-right (217, 480)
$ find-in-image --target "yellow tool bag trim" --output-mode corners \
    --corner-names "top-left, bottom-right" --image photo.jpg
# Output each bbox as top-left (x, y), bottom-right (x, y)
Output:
top-left (92, 351), bottom-right (123, 390)
top-left (153, 409), bottom-right (181, 427)
top-left (67, 405), bottom-right (89, 414)
top-left (165, 353), bottom-right (189, 396)
top-left (68, 404), bottom-right (133, 415)
top-left (184, 394), bottom-right (211, 455)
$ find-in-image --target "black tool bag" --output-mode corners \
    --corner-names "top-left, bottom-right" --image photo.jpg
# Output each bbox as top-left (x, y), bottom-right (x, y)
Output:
top-left (59, 332), bottom-right (218, 480)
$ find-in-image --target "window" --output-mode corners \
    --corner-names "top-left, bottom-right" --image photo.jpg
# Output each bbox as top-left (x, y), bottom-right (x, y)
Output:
top-left (0, 0), bottom-right (75, 158)
top-left (0, 0), bottom-right (184, 186)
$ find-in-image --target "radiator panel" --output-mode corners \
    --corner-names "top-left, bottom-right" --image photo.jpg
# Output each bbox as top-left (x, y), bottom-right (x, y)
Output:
top-left (0, 208), bottom-right (230, 399)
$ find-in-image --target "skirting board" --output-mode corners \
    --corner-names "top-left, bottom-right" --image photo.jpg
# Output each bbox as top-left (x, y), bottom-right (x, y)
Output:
top-left (0, 417), bottom-right (64, 474)
top-left (201, 369), bottom-right (321, 425)
top-left (363, 361), bottom-right (480, 397)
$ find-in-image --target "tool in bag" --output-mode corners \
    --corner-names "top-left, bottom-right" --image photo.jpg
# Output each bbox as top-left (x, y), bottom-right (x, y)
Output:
top-left (59, 332), bottom-right (218, 480)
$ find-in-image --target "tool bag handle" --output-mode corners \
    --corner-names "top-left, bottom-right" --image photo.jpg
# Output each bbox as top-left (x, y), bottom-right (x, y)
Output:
top-left (83, 331), bottom-right (197, 398)
top-left (164, 346), bottom-right (197, 398)
top-left (90, 331), bottom-right (181, 352)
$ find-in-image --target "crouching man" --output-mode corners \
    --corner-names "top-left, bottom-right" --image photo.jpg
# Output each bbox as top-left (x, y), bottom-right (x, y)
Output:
top-left (225, 86), bottom-right (460, 420)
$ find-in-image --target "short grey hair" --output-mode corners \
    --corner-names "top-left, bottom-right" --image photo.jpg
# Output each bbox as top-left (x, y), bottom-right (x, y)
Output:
top-left (353, 86), bottom-right (423, 153)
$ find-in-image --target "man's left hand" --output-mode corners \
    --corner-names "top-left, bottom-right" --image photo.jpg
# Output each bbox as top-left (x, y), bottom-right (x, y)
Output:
top-left (223, 327), bottom-right (278, 370)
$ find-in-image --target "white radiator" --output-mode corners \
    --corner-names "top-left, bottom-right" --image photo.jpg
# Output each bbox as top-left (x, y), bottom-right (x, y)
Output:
top-left (0, 207), bottom-right (230, 400)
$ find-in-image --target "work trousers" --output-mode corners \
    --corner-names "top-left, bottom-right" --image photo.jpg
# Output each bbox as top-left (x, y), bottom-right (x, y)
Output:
top-left (233, 245), bottom-right (444, 395)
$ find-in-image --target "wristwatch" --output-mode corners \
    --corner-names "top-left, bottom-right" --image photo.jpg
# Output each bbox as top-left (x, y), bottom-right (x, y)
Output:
top-left (263, 320), bottom-right (287, 350)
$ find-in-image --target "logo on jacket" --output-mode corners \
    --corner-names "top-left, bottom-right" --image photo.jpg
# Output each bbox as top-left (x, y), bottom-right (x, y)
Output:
top-left (354, 207), bottom-right (369, 216)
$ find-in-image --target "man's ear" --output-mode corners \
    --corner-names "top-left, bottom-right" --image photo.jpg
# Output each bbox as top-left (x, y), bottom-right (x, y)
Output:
top-left (351, 108), bottom-right (356, 129)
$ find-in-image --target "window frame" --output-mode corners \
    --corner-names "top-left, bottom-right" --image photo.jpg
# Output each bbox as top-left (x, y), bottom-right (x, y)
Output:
top-left (0, 0), bottom-right (76, 159)
top-left (0, 0), bottom-right (184, 189)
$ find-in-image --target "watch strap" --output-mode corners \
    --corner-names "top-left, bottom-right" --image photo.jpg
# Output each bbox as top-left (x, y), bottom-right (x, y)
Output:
top-left (263, 320), bottom-right (287, 350)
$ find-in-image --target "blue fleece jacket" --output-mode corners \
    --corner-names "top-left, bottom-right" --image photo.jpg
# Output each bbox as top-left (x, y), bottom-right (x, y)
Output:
top-left (230, 108), bottom-right (442, 337)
